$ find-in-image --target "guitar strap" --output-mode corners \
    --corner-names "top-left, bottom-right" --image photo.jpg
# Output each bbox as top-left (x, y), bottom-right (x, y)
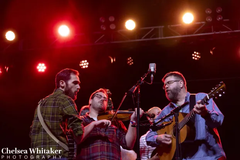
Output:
top-left (37, 99), bottom-right (69, 151)
top-left (190, 94), bottom-right (196, 110)
top-left (190, 94), bottom-right (196, 120)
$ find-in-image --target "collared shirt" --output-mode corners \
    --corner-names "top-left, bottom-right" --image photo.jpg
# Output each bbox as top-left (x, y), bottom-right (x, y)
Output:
top-left (30, 89), bottom-right (83, 158)
top-left (77, 114), bottom-right (128, 160)
top-left (140, 131), bottom-right (156, 160)
top-left (146, 92), bottom-right (226, 160)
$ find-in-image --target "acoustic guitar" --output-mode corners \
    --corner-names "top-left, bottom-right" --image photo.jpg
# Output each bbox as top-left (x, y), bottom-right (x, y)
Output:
top-left (152, 81), bottom-right (226, 160)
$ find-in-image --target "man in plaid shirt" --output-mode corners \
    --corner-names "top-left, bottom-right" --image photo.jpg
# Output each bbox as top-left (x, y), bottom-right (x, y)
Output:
top-left (77, 88), bottom-right (144, 160)
top-left (30, 68), bottom-right (84, 159)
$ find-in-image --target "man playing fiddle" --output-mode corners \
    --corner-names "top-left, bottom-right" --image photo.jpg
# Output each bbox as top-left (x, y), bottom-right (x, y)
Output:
top-left (76, 88), bottom-right (144, 160)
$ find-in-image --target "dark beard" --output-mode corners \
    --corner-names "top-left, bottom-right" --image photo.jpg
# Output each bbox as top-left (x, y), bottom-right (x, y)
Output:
top-left (65, 84), bottom-right (75, 100)
top-left (166, 86), bottom-right (181, 103)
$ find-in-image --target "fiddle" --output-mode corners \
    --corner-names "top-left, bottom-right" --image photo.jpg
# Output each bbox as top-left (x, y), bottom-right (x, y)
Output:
top-left (100, 89), bottom-right (154, 122)
top-left (98, 110), bottom-right (134, 121)
top-left (98, 110), bottom-right (155, 121)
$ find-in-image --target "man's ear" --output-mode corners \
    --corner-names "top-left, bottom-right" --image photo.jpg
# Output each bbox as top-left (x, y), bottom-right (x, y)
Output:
top-left (89, 99), bottom-right (92, 105)
top-left (59, 80), bottom-right (66, 90)
top-left (179, 80), bottom-right (184, 88)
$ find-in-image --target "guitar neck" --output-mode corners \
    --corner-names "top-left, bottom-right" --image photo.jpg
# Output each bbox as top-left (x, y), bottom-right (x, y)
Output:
top-left (178, 94), bottom-right (209, 130)
top-left (178, 109), bottom-right (195, 130)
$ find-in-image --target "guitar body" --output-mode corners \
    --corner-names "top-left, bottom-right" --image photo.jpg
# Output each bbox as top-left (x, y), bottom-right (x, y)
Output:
top-left (155, 112), bottom-right (189, 160)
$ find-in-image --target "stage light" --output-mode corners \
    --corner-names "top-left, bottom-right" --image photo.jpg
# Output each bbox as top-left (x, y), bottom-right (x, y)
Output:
top-left (205, 7), bottom-right (224, 23)
top-left (79, 60), bottom-right (89, 68)
top-left (206, 16), bottom-right (213, 22)
top-left (58, 25), bottom-right (70, 37)
top-left (37, 63), bottom-right (47, 72)
top-left (192, 51), bottom-right (201, 60)
top-left (205, 8), bottom-right (212, 14)
top-left (182, 13), bottom-right (194, 24)
top-left (109, 16), bottom-right (115, 22)
top-left (125, 20), bottom-right (136, 30)
top-left (5, 66), bottom-right (9, 72)
top-left (5, 31), bottom-right (16, 41)
top-left (109, 56), bottom-right (116, 63)
top-left (99, 17), bottom-right (106, 23)
top-left (216, 7), bottom-right (222, 14)
top-left (100, 25), bottom-right (107, 31)
top-left (100, 16), bottom-right (116, 31)
top-left (109, 23), bottom-right (116, 30)
top-left (127, 57), bottom-right (134, 65)
top-left (216, 15), bottom-right (223, 21)
top-left (108, 16), bottom-right (116, 30)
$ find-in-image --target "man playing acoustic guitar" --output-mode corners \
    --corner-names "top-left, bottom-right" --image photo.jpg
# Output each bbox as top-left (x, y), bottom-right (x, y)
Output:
top-left (146, 71), bottom-right (226, 160)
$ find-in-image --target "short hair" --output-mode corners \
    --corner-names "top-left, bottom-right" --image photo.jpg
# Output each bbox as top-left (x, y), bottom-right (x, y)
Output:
top-left (147, 106), bottom-right (162, 113)
top-left (89, 88), bottom-right (108, 104)
top-left (55, 68), bottom-right (79, 88)
top-left (79, 105), bottom-right (89, 116)
top-left (162, 71), bottom-right (187, 87)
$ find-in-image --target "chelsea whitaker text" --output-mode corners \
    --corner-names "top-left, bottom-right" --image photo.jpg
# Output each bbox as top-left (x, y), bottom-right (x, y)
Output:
top-left (1, 148), bottom-right (62, 154)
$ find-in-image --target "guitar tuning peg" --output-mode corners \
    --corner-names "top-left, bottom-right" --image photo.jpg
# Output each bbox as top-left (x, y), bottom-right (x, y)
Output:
top-left (223, 91), bottom-right (225, 94)
top-left (219, 94), bottom-right (222, 97)
top-left (215, 97), bottom-right (218, 99)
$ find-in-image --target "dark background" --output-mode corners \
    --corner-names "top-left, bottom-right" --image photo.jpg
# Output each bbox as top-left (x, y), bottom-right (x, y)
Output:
top-left (1, 0), bottom-right (240, 159)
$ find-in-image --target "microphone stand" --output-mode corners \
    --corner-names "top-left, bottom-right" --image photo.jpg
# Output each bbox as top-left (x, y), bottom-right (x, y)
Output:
top-left (128, 71), bottom-right (150, 160)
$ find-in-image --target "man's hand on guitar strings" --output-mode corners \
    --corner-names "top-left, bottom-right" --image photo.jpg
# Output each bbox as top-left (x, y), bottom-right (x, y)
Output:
top-left (156, 134), bottom-right (172, 145)
top-left (193, 100), bottom-right (208, 117)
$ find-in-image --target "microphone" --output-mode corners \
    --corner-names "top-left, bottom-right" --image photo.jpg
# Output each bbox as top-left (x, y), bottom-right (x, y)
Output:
top-left (149, 63), bottom-right (156, 83)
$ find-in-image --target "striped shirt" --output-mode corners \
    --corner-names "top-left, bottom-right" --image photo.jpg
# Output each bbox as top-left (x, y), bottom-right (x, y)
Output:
top-left (140, 131), bottom-right (156, 160)
top-left (30, 89), bottom-right (83, 158)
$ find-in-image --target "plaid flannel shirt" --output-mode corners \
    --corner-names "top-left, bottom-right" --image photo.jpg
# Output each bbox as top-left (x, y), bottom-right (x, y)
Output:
top-left (30, 89), bottom-right (83, 158)
top-left (77, 114), bottom-right (128, 160)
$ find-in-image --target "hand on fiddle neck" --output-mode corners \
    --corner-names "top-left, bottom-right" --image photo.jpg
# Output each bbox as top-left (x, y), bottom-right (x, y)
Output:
top-left (130, 108), bottom-right (144, 122)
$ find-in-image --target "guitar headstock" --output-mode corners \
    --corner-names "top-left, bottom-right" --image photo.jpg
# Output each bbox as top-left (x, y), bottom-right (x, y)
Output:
top-left (201, 81), bottom-right (226, 104)
top-left (208, 81), bottom-right (226, 100)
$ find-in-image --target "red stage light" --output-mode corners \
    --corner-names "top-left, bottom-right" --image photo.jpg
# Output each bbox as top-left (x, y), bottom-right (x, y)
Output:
top-left (37, 63), bottom-right (47, 72)
top-left (58, 25), bottom-right (70, 37)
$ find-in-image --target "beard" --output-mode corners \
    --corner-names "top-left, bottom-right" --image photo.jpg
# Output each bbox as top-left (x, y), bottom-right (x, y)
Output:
top-left (65, 84), bottom-right (76, 100)
top-left (166, 86), bottom-right (181, 102)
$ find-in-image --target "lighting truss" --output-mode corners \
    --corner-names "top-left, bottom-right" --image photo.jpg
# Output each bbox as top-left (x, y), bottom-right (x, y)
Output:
top-left (2, 19), bottom-right (240, 52)
top-left (49, 19), bottom-right (240, 48)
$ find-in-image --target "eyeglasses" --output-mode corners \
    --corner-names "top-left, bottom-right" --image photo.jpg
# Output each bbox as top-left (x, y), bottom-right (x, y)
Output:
top-left (163, 80), bottom-right (180, 89)
top-left (94, 93), bottom-right (107, 101)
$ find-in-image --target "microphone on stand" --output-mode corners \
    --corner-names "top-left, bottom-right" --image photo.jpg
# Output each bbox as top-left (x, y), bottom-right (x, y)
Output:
top-left (149, 63), bottom-right (156, 84)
